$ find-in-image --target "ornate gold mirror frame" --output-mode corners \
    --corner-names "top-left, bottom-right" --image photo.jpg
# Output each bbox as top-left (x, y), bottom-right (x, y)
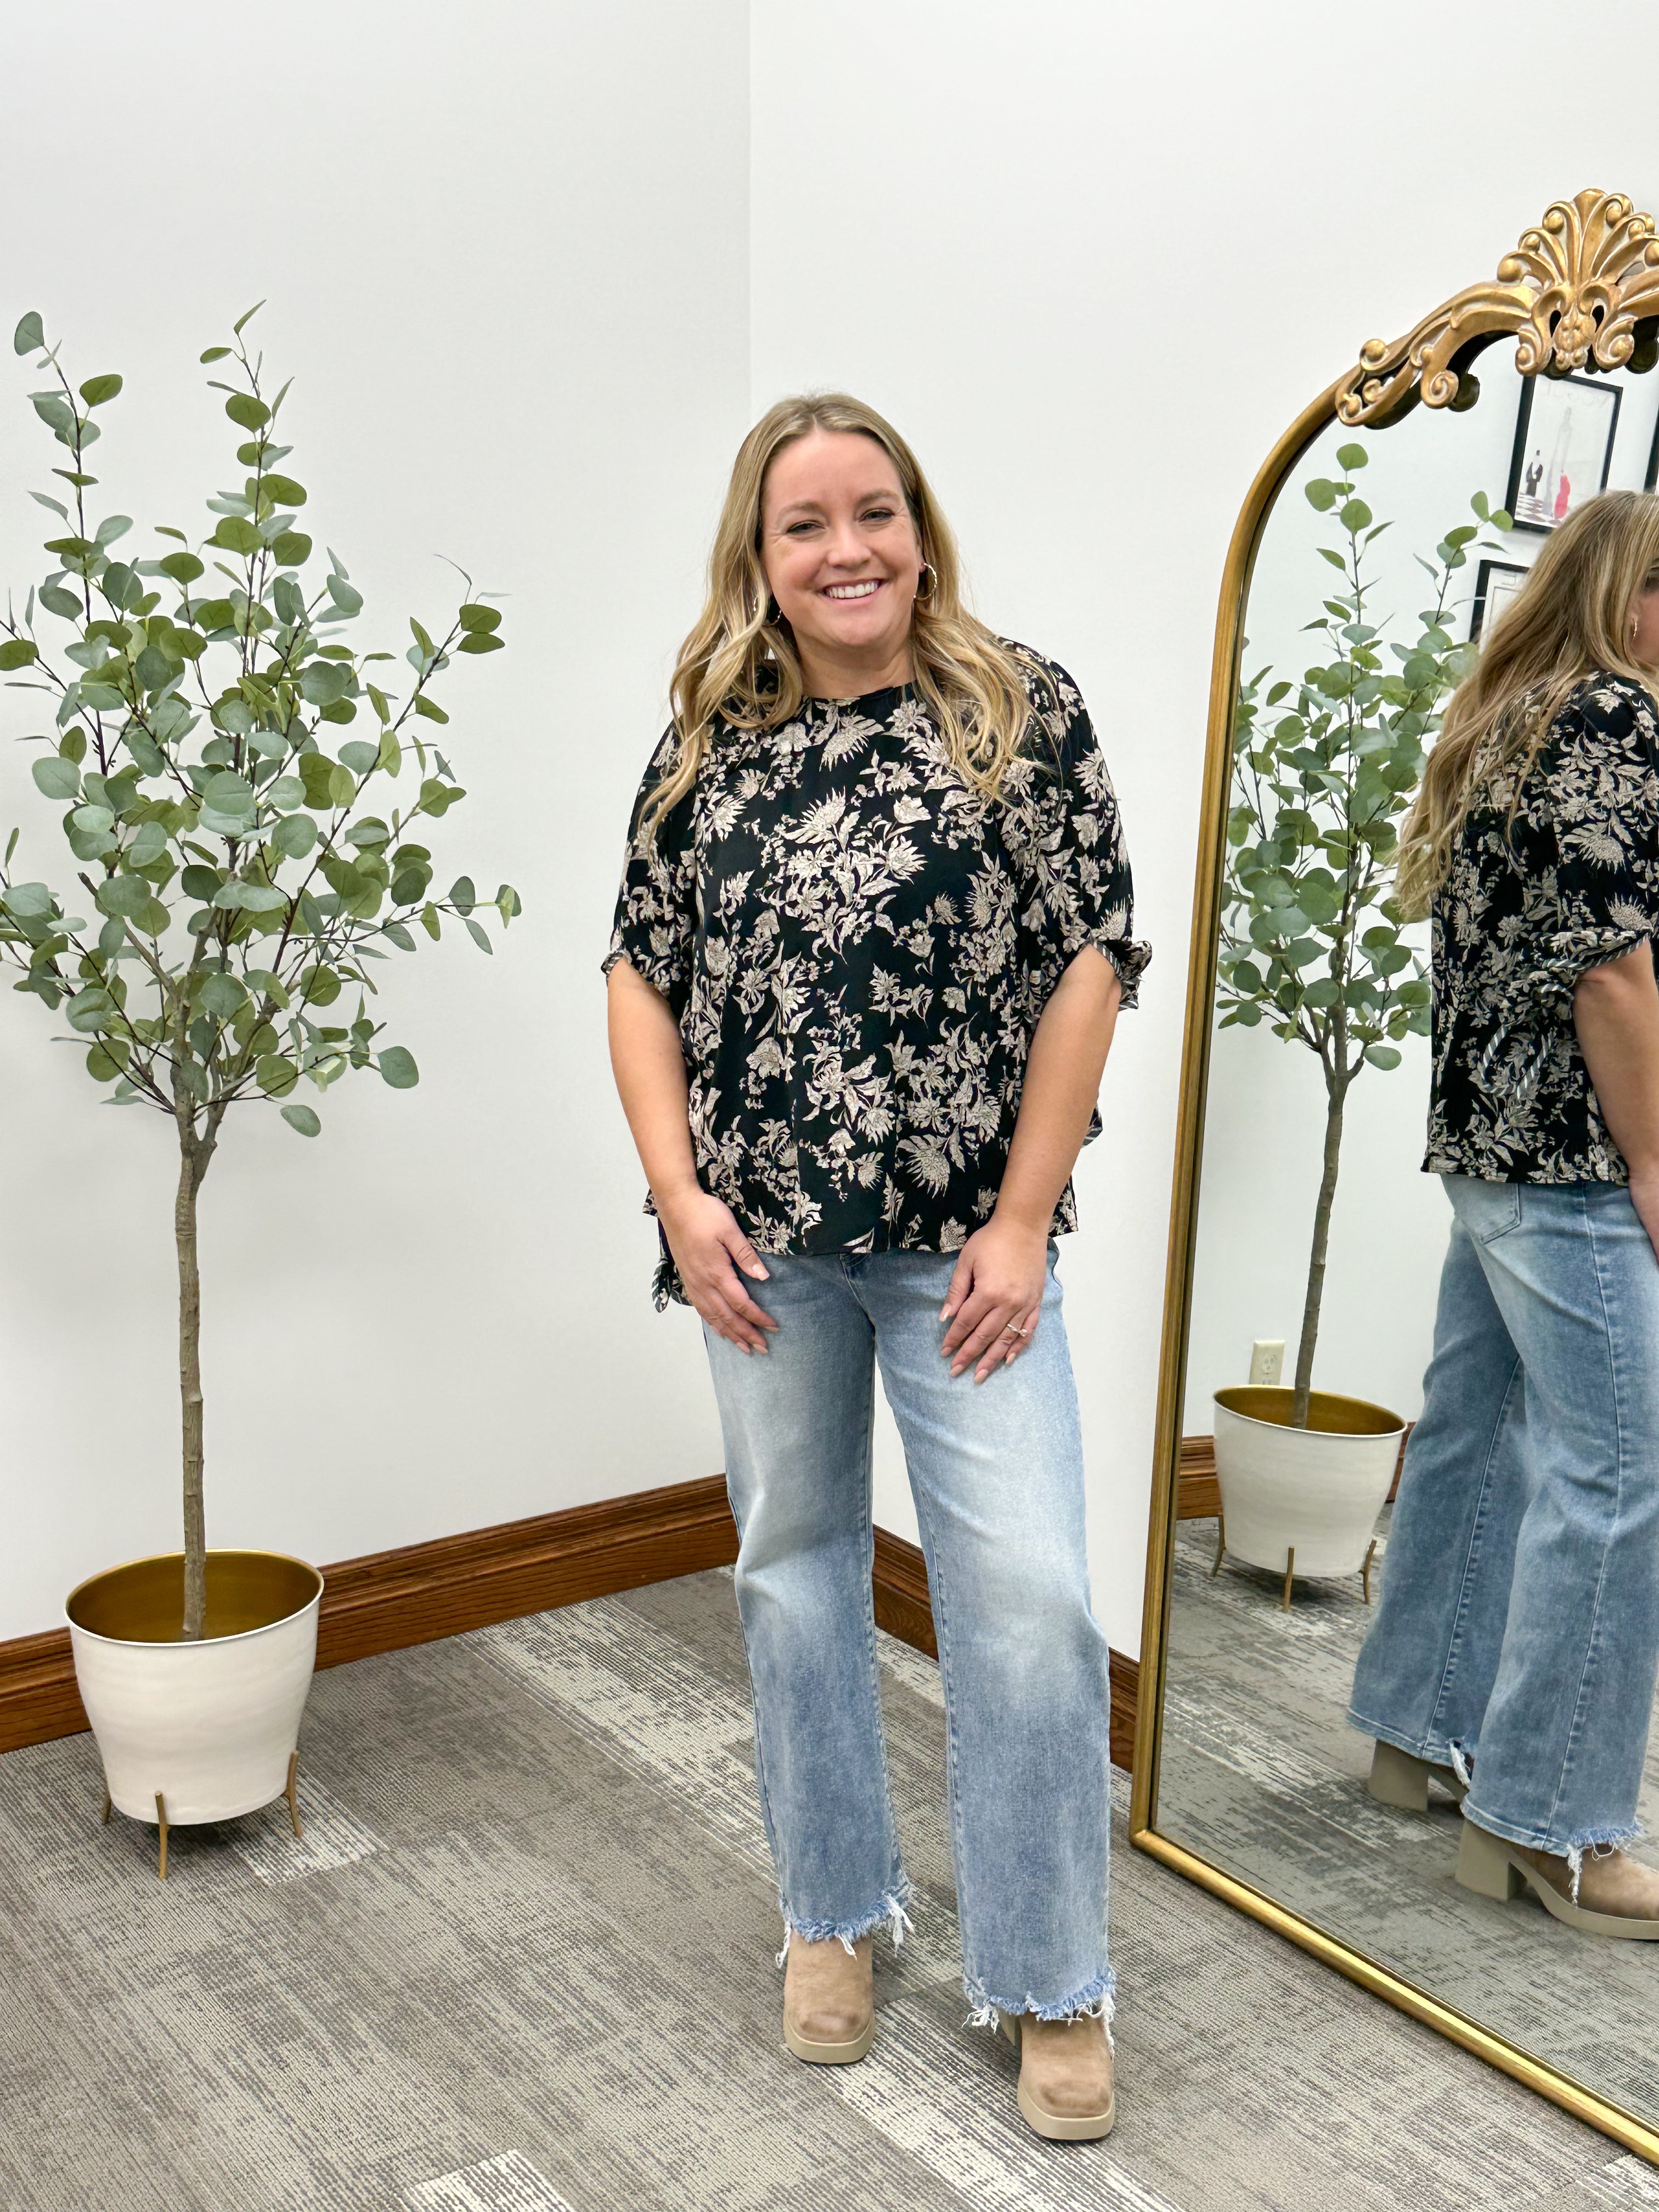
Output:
top-left (1130, 189), bottom-right (1659, 2164)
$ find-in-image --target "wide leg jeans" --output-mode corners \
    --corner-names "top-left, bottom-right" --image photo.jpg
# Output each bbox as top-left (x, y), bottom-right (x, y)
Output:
top-left (702, 1242), bottom-right (1114, 2021)
top-left (1350, 1176), bottom-right (1659, 1859)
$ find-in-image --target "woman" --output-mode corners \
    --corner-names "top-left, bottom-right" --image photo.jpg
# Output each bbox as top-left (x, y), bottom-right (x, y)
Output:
top-left (602, 394), bottom-right (1149, 2137)
top-left (1350, 489), bottom-right (1659, 1939)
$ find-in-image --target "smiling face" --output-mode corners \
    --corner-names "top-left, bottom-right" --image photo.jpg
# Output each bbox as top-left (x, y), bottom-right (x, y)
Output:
top-left (759, 428), bottom-right (924, 698)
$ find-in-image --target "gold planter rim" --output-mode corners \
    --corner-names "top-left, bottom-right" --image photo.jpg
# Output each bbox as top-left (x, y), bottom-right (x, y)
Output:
top-left (65, 1549), bottom-right (324, 1647)
top-left (1214, 1385), bottom-right (1406, 1439)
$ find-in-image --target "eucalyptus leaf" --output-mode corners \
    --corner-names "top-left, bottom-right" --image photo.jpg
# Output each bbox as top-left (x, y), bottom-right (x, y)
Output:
top-left (281, 1102), bottom-right (321, 1136)
top-left (256, 1053), bottom-right (299, 1097)
top-left (66, 985), bottom-right (115, 1033)
top-left (211, 515), bottom-right (261, 556)
top-left (199, 972), bottom-right (246, 1019)
top-left (272, 812), bottom-right (317, 859)
top-left (32, 756), bottom-right (81, 800)
top-left (377, 1044), bottom-right (419, 1088)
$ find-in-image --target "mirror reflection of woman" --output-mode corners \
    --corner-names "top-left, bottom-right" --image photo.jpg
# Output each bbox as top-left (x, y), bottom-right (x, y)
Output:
top-left (1351, 489), bottom-right (1659, 1938)
top-left (603, 396), bottom-right (1149, 2135)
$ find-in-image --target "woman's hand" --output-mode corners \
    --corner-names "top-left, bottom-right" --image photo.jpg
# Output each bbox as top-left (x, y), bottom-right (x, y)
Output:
top-left (657, 1187), bottom-right (780, 1353)
top-left (939, 1217), bottom-right (1049, 1382)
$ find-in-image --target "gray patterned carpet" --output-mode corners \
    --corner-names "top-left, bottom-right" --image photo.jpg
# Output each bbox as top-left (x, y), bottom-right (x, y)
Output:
top-left (1159, 1520), bottom-right (1659, 2138)
top-left (0, 1565), bottom-right (1650, 2210)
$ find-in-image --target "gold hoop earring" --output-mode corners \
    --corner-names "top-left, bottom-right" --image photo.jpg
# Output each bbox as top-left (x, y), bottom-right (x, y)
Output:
top-left (917, 561), bottom-right (938, 602)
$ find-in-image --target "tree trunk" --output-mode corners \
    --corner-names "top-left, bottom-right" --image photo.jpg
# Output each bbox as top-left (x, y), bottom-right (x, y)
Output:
top-left (1291, 1073), bottom-right (1348, 1429)
top-left (177, 1137), bottom-right (208, 1640)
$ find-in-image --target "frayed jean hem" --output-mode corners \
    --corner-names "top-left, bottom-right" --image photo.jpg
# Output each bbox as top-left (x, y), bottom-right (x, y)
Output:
top-left (1463, 1807), bottom-right (1642, 1869)
top-left (962, 1966), bottom-right (1115, 2030)
top-left (1348, 1711), bottom-right (1474, 1778)
top-left (775, 1877), bottom-right (914, 1966)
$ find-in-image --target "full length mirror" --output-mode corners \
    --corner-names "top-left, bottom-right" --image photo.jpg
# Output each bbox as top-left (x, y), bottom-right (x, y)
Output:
top-left (1136, 190), bottom-right (1659, 2159)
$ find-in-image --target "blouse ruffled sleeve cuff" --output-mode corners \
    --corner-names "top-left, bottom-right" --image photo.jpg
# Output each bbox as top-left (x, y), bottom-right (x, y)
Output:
top-left (1523, 921), bottom-right (1653, 1021)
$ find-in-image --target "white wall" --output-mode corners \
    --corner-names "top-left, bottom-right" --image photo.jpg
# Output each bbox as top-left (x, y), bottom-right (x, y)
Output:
top-left (9, 1), bottom-right (1659, 1657)
top-left (749, 0), bottom-right (1659, 1652)
top-left (0, 0), bottom-right (751, 1637)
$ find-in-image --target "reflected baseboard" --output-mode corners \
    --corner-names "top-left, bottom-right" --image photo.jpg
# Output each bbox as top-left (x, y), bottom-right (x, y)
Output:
top-left (1176, 1429), bottom-right (1410, 1521)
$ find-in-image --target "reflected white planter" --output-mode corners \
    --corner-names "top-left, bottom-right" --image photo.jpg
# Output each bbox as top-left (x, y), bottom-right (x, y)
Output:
top-left (66, 1550), bottom-right (323, 1826)
top-left (1212, 1385), bottom-right (1405, 1594)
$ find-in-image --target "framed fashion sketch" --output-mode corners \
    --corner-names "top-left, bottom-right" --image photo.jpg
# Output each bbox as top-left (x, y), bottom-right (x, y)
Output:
top-left (1504, 369), bottom-right (1620, 532)
top-left (1133, 188), bottom-right (1659, 2168)
top-left (1469, 557), bottom-right (1528, 640)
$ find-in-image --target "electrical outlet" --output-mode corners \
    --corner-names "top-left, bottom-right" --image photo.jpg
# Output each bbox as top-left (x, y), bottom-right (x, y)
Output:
top-left (1250, 1339), bottom-right (1285, 1386)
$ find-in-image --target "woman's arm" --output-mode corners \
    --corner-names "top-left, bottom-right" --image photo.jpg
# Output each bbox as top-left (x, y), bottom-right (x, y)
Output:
top-left (940, 945), bottom-right (1122, 1380)
top-left (606, 960), bottom-right (778, 1350)
top-left (1573, 939), bottom-right (1659, 1256)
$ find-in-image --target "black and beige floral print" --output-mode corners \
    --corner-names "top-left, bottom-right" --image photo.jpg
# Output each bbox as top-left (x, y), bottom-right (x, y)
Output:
top-left (1426, 671), bottom-right (1659, 1184)
top-left (602, 648), bottom-right (1150, 1307)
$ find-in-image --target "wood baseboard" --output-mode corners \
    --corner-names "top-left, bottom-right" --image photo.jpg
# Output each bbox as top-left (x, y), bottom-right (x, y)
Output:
top-left (1, 1474), bottom-right (1145, 1772)
top-left (0, 1474), bottom-right (742, 1757)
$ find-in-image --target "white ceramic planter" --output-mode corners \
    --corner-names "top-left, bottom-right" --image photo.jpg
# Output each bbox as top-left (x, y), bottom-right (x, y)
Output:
top-left (1212, 1385), bottom-right (1405, 1584)
top-left (66, 1551), bottom-right (323, 1825)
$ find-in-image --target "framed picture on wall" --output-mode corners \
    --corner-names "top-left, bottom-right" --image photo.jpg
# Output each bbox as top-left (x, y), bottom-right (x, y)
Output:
top-left (1505, 373), bottom-right (1620, 532)
top-left (1469, 557), bottom-right (1529, 641)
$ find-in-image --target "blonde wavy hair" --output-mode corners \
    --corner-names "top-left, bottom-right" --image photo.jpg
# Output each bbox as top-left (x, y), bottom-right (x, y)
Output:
top-left (637, 393), bottom-right (1048, 839)
top-left (1395, 487), bottom-right (1659, 918)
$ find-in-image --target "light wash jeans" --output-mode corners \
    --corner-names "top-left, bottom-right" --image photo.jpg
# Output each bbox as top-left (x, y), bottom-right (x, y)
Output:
top-left (1350, 1176), bottom-right (1659, 1861)
top-left (701, 1242), bottom-right (1114, 2023)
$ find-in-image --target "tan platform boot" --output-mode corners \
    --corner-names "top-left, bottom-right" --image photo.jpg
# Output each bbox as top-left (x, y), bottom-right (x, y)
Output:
top-left (1455, 1820), bottom-right (1659, 1938)
top-left (999, 2011), bottom-right (1116, 2140)
top-left (782, 1934), bottom-right (875, 2063)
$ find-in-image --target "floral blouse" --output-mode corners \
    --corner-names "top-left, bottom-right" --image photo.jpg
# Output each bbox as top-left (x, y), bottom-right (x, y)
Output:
top-left (602, 648), bottom-right (1150, 1307)
top-left (1425, 672), bottom-right (1659, 1184)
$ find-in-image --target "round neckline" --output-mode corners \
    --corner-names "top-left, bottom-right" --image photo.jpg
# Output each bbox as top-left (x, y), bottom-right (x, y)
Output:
top-left (804, 679), bottom-right (912, 711)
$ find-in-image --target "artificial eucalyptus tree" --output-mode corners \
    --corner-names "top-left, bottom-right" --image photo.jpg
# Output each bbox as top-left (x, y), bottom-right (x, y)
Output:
top-left (1216, 442), bottom-right (1509, 1426)
top-left (0, 307), bottom-right (520, 1638)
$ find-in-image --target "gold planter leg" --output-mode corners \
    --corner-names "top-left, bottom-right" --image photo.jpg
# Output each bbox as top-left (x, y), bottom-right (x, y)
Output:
top-left (155, 1792), bottom-right (169, 1882)
top-left (1362, 1537), bottom-right (1378, 1605)
top-left (99, 1788), bottom-right (112, 1826)
top-left (1281, 1548), bottom-right (1296, 1612)
top-left (285, 1750), bottom-right (303, 1840)
top-left (1210, 1513), bottom-right (1227, 1577)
